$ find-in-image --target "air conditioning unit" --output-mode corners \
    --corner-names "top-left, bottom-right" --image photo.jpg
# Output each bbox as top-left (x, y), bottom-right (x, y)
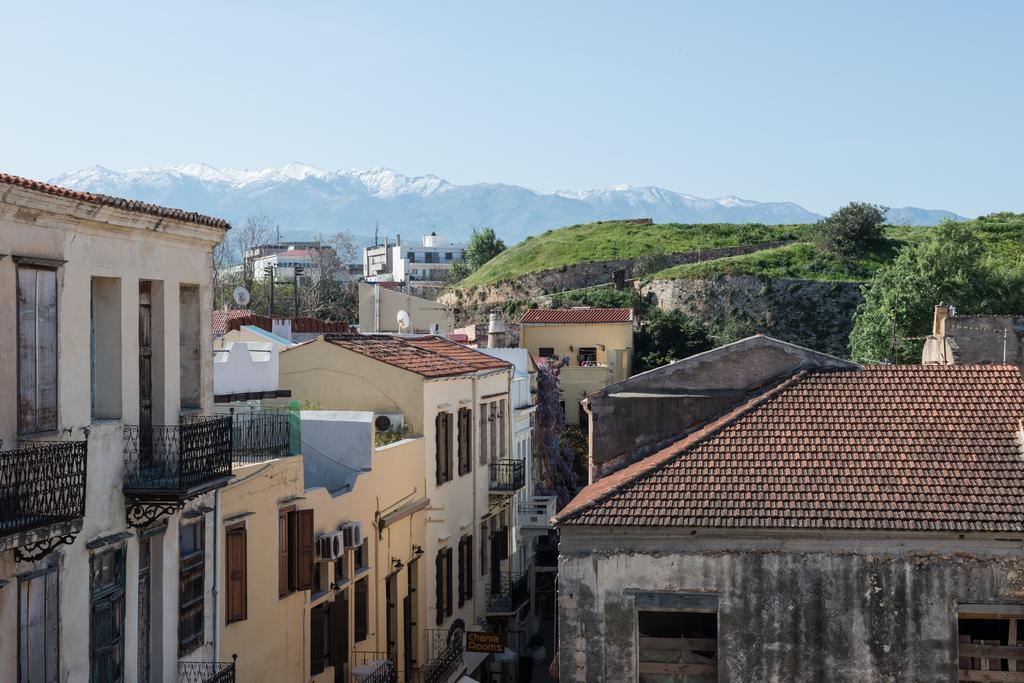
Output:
top-left (374, 413), bottom-right (404, 432)
top-left (319, 531), bottom-right (346, 561)
top-left (341, 521), bottom-right (364, 549)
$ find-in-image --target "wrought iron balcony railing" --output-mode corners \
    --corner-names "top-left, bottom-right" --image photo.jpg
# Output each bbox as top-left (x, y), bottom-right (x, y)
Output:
top-left (350, 650), bottom-right (398, 683)
top-left (123, 415), bottom-right (232, 497)
top-left (178, 656), bottom-right (236, 683)
top-left (517, 495), bottom-right (556, 529)
top-left (230, 410), bottom-right (291, 465)
top-left (0, 440), bottom-right (87, 542)
top-left (488, 459), bottom-right (525, 493)
top-left (486, 571), bottom-right (529, 614)
top-left (421, 628), bottom-right (464, 683)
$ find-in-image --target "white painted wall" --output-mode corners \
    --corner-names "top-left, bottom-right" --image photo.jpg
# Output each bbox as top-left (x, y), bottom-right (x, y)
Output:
top-left (213, 342), bottom-right (279, 396)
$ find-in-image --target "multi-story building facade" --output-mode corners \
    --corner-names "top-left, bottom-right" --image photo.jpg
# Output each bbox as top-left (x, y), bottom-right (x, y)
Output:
top-left (279, 334), bottom-right (531, 680)
top-left (0, 173), bottom-right (238, 682)
top-left (363, 233), bottom-right (465, 283)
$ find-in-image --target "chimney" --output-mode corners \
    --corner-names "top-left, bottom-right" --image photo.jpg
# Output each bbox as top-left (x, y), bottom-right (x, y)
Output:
top-left (396, 234), bottom-right (401, 246)
top-left (933, 302), bottom-right (950, 336)
top-left (487, 312), bottom-right (507, 348)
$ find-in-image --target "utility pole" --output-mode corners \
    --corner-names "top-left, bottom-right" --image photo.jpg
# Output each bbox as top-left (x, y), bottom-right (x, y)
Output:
top-left (887, 296), bottom-right (900, 364)
top-left (265, 264), bottom-right (276, 316)
top-left (293, 265), bottom-right (304, 317)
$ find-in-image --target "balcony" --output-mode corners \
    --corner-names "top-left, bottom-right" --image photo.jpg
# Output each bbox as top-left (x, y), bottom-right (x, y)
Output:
top-left (123, 415), bottom-right (233, 527)
top-left (230, 410), bottom-right (292, 465)
top-left (488, 459), bottom-right (525, 493)
top-left (517, 495), bottom-right (556, 530)
top-left (420, 627), bottom-right (465, 683)
top-left (351, 651), bottom-right (397, 683)
top-left (178, 656), bottom-right (237, 683)
top-left (486, 571), bottom-right (529, 615)
top-left (0, 439), bottom-right (87, 561)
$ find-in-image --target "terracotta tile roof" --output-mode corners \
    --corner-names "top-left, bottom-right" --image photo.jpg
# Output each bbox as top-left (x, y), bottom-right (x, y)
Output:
top-left (555, 364), bottom-right (1024, 533)
top-left (520, 308), bottom-right (633, 325)
top-left (1, 172), bottom-right (231, 229)
top-left (323, 334), bottom-right (511, 378)
top-left (221, 314), bottom-right (349, 336)
top-left (213, 309), bottom-right (254, 336)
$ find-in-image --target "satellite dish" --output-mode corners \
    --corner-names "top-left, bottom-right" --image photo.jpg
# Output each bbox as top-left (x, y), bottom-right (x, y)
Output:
top-left (233, 286), bottom-right (251, 307)
top-left (396, 309), bottom-right (411, 330)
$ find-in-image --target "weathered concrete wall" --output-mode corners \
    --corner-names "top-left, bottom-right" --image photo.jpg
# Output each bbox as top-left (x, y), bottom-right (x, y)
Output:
top-left (923, 315), bottom-right (1024, 369)
top-left (641, 274), bottom-right (864, 357)
top-left (557, 529), bottom-right (1024, 683)
top-left (586, 336), bottom-right (858, 476)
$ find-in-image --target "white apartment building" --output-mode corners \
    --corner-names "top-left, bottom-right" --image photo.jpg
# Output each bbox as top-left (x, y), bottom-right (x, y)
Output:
top-left (363, 232), bottom-right (465, 283)
top-left (0, 173), bottom-right (237, 682)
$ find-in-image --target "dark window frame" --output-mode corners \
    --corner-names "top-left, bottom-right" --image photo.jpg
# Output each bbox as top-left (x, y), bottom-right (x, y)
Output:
top-left (354, 577), bottom-right (369, 642)
top-left (91, 545), bottom-right (127, 683)
top-left (538, 347), bottom-right (555, 359)
top-left (457, 407), bottom-right (473, 476)
top-left (16, 263), bottom-right (59, 436)
top-left (178, 522), bottom-right (205, 656)
top-left (20, 563), bottom-right (60, 683)
top-left (225, 523), bottom-right (247, 624)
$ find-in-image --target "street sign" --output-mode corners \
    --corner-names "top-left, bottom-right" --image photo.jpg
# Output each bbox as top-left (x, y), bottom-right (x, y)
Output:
top-left (466, 631), bottom-right (506, 654)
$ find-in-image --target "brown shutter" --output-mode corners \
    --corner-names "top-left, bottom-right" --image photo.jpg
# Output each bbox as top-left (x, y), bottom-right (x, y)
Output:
top-left (226, 526), bottom-right (247, 622)
top-left (464, 408), bottom-right (473, 474)
top-left (17, 266), bottom-right (58, 435)
top-left (435, 550), bottom-right (444, 625)
top-left (445, 413), bottom-right (454, 483)
top-left (278, 511), bottom-right (289, 596)
top-left (465, 535), bottom-right (473, 601)
top-left (457, 538), bottom-right (465, 607)
top-left (435, 413), bottom-right (444, 485)
top-left (296, 509), bottom-right (315, 591)
top-left (445, 547), bottom-right (453, 617)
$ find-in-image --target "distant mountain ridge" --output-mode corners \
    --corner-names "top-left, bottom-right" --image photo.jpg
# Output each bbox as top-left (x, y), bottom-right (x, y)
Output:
top-left (51, 163), bottom-right (965, 244)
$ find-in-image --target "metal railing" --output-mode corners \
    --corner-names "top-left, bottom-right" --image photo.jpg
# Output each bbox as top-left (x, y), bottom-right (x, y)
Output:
top-left (178, 655), bottom-right (236, 683)
top-left (486, 571), bottom-right (529, 613)
top-left (0, 440), bottom-right (87, 539)
top-left (350, 650), bottom-right (398, 683)
top-left (123, 416), bottom-right (232, 494)
top-left (230, 410), bottom-right (291, 464)
top-left (421, 628), bottom-right (464, 683)
top-left (488, 459), bottom-right (525, 492)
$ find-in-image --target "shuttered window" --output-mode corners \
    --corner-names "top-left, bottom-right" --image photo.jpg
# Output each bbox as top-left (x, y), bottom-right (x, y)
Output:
top-left (445, 547), bottom-right (453, 618)
top-left (17, 265), bottom-right (58, 435)
top-left (435, 549), bottom-right (445, 625)
top-left (457, 534), bottom-right (473, 606)
top-left (435, 412), bottom-right (454, 485)
top-left (279, 508), bottom-right (314, 595)
top-left (457, 408), bottom-right (472, 476)
top-left (478, 405), bottom-right (489, 466)
top-left (226, 525), bottom-right (247, 623)
top-left (463, 535), bottom-right (473, 602)
top-left (457, 539), bottom-right (465, 608)
top-left (19, 565), bottom-right (59, 683)
top-left (179, 523), bottom-right (205, 656)
top-left (278, 510), bottom-right (290, 597)
top-left (296, 509), bottom-right (314, 591)
top-left (91, 546), bottom-right (126, 683)
top-left (354, 578), bottom-right (368, 642)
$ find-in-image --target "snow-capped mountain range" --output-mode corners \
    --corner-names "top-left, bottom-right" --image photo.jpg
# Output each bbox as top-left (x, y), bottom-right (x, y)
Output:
top-left (51, 163), bottom-right (965, 245)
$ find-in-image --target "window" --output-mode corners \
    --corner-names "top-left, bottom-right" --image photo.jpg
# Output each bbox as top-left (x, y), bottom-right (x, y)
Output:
top-left (480, 518), bottom-right (488, 577)
top-left (488, 403), bottom-right (498, 464)
top-left (91, 546), bottom-right (126, 682)
top-left (179, 523), bottom-right (205, 656)
top-left (335, 554), bottom-right (348, 583)
top-left (225, 524), bottom-right (247, 623)
top-left (354, 537), bottom-right (368, 572)
top-left (179, 285), bottom-right (201, 410)
top-left (457, 535), bottom-right (473, 606)
top-left (17, 265), bottom-right (58, 435)
top-left (577, 347), bottom-right (597, 365)
top-left (310, 602), bottom-right (332, 675)
top-left (279, 508), bottom-right (314, 596)
top-left (435, 412), bottom-right (453, 485)
top-left (445, 252), bottom-right (453, 261)
top-left (435, 547), bottom-right (453, 625)
top-left (538, 347), bottom-right (555, 359)
top-left (958, 605), bottom-right (1024, 678)
top-left (498, 399), bottom-right (507, 460)
top-left (478, 404), bottom-right (489, 466)
top-left (354, 578), bottom-right (369, 641)
top-left (90, 277), bottom-right (122, 420)
top-left (19, 565), bottom-right (59, 683)
top-left (636, 592), bottom-right (718, 682)
top-left (457, 407), bottom-right (473, 476)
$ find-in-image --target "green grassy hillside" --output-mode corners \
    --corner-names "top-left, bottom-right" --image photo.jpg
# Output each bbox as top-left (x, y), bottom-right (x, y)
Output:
top-left (459, 220), bottom-right (808, 287)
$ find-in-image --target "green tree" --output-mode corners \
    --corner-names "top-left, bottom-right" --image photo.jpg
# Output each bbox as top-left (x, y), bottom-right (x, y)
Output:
top-left (633, 251), bottom-right (671, 278)
top-left (811, 202), bottom-right (887, 258)
top-left (849, 221), bottom-right (1024, 363)
top-left (463, 227), bottom-right (507, 271)
top-left (634, 309), bottom-right (714, 372)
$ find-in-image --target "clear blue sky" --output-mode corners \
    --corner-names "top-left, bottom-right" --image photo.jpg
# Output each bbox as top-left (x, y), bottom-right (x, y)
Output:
top-left (4, 1), bottom-right (1022, 216)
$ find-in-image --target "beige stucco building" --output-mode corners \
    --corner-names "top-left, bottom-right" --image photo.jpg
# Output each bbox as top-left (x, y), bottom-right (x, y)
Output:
top-left (0, 173), bottom-right (237, 681)
top-left (279, 334), bottom-right (533, 680)
top-left (518, 307), bottom-right (634, 425)
top-left (357, 282), bottom-right (453, 335)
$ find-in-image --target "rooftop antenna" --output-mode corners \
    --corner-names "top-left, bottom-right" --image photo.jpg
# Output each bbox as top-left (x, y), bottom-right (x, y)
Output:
top-left (375, 222), bottom-right (379, 247)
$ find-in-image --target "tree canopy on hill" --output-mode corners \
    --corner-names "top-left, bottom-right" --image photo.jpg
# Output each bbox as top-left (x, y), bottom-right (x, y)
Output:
top-left (849, 221), bottom-right (1024, 363)
top-left (634, 310), bottom-right (714, 372)
top-left (810, 202), bottom-right (887, 258)
top-left (449, 227), bottom-right (507, 283)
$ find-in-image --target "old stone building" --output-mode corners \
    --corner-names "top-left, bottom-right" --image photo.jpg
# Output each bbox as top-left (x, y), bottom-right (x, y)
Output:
top-left (923, 303), bottom-right (1024, 369)
top-left (555, 363), bottom-right (1024, 682)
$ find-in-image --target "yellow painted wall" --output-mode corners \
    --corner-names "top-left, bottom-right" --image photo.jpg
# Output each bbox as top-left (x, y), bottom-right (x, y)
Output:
top-left (219, 456), bottom-right (308, 683)
top-left (358, 282), bottom-right (452, 334)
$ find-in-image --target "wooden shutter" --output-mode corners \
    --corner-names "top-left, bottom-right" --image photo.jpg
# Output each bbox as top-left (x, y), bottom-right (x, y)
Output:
top-left (445, 413), bottom-right (454, 484)
top-left (354, 579), bottom-right (368, 642)
top-left (226, 526), bottom-right (247, 622)
top-left (17, 266), bottom-right (58, 435)
top-left (457, 538), bottom-right (465, 607)
top-left (435, 550), bottom-right (444, 625)
top-left (278, 512), bottom-right (289, 596)
top-left (296, 510), bottom-right (315, 591)
top-left (435, 413), bottom-right (444, 485)
top-left (465, 535), bottom-right (473, 601)
top-left (310, 605), bottom-right (325, 672)
top-left (478, 406), bottom-right (488, 466)
top-left (445, 548), bottom-right (453, 617)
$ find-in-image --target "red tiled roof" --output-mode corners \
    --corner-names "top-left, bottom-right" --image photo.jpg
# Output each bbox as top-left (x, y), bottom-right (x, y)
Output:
top-left (520, 308), bottom-right (633, 325)
top-left (555, 364), bottom-right (1024, 533)
top-left (1, 172), bottom-right (231, 229)
top-left (222, 315), bottom-right (348, 336)
top-left (213, 309), bottom-right (253, 336)
top-left (322, 334), bottom-right (511, 378)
